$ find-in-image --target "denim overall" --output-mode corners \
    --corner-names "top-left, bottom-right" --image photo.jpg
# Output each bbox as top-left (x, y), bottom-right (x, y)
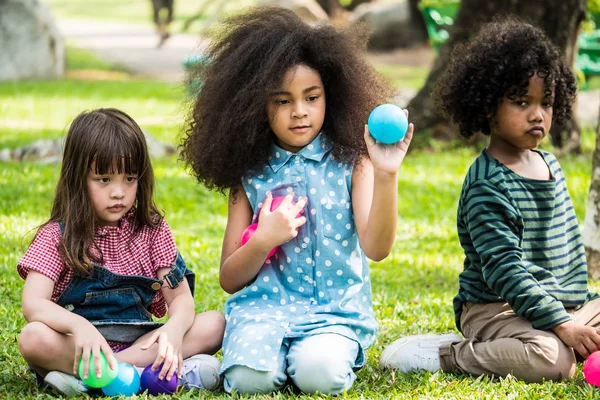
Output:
top-left (55, 223), bottom-right (195, 343)
top-left (55, 252), bottom-right (195, 343)
top-left (30, 225), bottom-right (195, 387)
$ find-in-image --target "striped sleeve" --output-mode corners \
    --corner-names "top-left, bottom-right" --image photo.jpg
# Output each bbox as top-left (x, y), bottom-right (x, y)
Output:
top-left (462, 181), bottom-right (572, 329)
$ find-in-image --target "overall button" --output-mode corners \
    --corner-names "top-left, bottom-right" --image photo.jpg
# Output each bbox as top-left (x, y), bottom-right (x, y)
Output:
top-left (64, 304), bottom-right (74, 311)
top-left (151, 282), bottom-right (162, 291)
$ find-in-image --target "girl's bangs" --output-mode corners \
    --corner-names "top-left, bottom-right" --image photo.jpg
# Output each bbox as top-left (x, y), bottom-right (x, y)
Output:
top-left (90, 127), bottom-right (144, 175)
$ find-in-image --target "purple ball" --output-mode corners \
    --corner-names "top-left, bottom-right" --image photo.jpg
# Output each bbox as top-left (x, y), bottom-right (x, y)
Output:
top-left (139, 364), bottom-right (178, 395)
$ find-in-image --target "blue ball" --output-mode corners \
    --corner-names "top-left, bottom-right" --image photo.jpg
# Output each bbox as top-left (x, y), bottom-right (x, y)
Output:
top-left (367, 104), bottom-right (408, 144)
top-left (101, 362), bottom-right (140, 397)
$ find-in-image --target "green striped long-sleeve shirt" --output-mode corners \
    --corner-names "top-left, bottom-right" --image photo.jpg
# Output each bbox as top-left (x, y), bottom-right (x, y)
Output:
top-left (454, 149), bottom-right (596, 331)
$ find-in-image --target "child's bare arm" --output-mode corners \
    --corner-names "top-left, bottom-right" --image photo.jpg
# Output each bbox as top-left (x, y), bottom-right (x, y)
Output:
top-left (353, 122), bottom-right (413, 261)
top-left (139, 267), bottom-right (196, 380)
top-left (219, 189), bottom-right (269, 293)
top-left (352, 158), bottom-right (396, 261)
top-left (22, 271), bottom-right (116, 376)
top-left (220, 190), bottom-right (306, 294)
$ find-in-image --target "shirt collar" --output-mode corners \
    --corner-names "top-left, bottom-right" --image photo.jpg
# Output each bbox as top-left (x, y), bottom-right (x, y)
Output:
top-left (95, 207), bottom-right (135, 237)
top-left (267, 132), bottom-right (332, 173)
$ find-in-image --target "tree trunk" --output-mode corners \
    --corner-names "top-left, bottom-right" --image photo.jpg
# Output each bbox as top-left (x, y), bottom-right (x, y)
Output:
top-left (409, 0), bottom-right (428, 40)
top-left (584, 100), bottom-right (600, 279)
top-left (407, 0), bottom-right (586, 151)
top-left (315, 0), bottom-right (345, 17)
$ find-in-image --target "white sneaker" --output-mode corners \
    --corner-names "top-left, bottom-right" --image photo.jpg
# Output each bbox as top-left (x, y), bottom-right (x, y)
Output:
top-left (379, 333), bottom-right (462, 373)
top-left (181, 354), bottom-right (221, 391)
top-left (44, 371), bottom-right (90, 397)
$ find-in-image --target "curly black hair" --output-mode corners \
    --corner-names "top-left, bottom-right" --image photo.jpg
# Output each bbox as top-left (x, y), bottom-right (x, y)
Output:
top-left (436, 19), bottom-right (577, 138)
top-left (180, 6), bottom-right (396, 192)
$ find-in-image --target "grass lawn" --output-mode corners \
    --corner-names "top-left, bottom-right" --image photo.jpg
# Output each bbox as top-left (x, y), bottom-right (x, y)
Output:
top-left (1, 48), bottom-right (600, 399)
top-left (373, 64), bottom-right (429, 89)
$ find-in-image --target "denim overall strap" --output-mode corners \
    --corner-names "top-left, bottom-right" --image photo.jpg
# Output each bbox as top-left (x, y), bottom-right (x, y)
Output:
top-left (57, 221), bottom-right (195, 293)
top-left (165, 252), bottom-right (196, 296)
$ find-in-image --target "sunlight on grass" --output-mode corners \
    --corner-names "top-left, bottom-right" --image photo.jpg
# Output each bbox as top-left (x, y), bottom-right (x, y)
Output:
top-left (65, 45), bottom-right (130, 73)
top-left (0, 80), bottom-right (185, 148)
top-left (374, 64), bottom-right (429, 89)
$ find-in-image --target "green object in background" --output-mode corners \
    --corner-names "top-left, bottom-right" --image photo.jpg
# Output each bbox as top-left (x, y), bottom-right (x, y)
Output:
top-left (182, 51), bottom-right (212, 97)
top-left (575, 15), bottom-right (600, 91)
top-left (417, 0), bottom-right (459, 52)
top-left (78, 352), bottom-right (118, 388)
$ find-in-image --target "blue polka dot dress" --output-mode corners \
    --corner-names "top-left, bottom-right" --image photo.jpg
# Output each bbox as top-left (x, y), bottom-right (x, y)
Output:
top-left (221, 133), bottom-right (377, 374)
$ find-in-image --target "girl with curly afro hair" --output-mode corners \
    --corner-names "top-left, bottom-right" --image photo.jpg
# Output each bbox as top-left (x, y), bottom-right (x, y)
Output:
top-left (181, 6), bottom-right (414, 395)
top-left (380, 20), bottom-right (599, 384)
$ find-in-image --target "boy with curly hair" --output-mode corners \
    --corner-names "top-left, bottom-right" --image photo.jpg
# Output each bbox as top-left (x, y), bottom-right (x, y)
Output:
top-left (379, 19), bottom-right (600, 383)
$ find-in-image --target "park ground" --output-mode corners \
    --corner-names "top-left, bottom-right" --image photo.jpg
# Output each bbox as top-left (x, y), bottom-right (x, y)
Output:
top-left (1, 1), bottom-right (600, 399)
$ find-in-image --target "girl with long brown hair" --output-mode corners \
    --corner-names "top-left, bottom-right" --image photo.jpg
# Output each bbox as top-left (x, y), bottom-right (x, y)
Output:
top-left (17, 108), bottom-right (225, 396)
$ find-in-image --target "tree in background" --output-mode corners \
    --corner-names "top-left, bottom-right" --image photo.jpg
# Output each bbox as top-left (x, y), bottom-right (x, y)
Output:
top-left (584, 105), bottom-right (600, 278)
top-left (583, 0), bottom-right (600, 279)
top-left (315, 0), bottom-right (346, 17)
top-left (407, 0), bottom-right (586, 152)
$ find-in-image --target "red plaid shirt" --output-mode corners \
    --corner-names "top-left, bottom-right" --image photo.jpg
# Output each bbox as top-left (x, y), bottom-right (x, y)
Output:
top-left (18, 209), bottom-right (178, 318)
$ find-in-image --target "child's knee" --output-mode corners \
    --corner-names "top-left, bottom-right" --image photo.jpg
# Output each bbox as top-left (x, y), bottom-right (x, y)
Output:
top-left (18, 322), bottom-right (52, 359)
top-left (288, 352), bottom-right (355, 394)
top-left (223, 365), bottom-right (285, 394)
top-left (507, 337), bottom-right (577, 382)
top-left (201, 311), bottom-right (225, 338)
top-left (521, 339), bottom-right (576, 382)
top-left (190, 311), bottom-right (225, 350)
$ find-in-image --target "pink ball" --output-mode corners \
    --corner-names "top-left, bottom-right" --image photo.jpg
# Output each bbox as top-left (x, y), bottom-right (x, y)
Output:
top-left (270, 196), bottom-right (304, 217)
top-left (270, 195), bottom-right (286, 212)
top-left (240, 223), bottom-right (277, 258)
top-left (239, 195), bottom-right (306, 259)
top-left (584, 351), bottom-right (600, 386)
